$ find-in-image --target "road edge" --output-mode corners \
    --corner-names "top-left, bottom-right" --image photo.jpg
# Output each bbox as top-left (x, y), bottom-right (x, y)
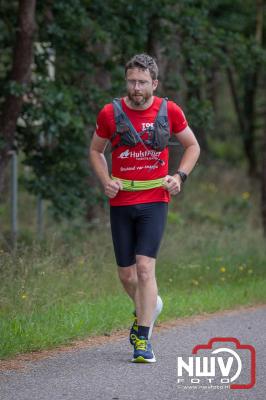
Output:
top-left (1, 302), bottom-right (265, 372)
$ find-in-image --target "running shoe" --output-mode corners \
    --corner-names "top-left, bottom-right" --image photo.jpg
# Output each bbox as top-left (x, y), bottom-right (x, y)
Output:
top-left (132, 336), bottom-right (156, 363)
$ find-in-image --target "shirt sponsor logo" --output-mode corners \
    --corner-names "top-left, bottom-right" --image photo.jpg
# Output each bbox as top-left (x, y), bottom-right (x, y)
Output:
top-left (141, 122), bottom-right (154, 130)
top-left (118, 149), bottom-right (161, 160)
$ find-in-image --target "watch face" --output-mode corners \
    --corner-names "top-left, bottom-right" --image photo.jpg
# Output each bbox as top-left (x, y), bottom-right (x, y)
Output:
top-left (177, 171), bottom-right (187, 183)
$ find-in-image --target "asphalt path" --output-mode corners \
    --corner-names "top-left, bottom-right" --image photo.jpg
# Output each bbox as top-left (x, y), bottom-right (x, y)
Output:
top-left (0, 305), bottom-right (265, 400)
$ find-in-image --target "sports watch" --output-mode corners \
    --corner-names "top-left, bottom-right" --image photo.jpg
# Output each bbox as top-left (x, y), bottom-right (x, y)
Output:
top-left (176, 170), bottom-right (187, 183)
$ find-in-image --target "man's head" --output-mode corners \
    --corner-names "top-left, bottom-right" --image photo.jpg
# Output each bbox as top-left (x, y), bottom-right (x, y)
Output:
top-left (125, 54), bottom-right (159, 80)
top-left (125, 54), bottom-right (159, 107)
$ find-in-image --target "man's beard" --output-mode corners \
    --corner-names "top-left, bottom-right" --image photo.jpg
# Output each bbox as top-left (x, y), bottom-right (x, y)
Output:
top-left (127, 91), bottom-right (151, 106)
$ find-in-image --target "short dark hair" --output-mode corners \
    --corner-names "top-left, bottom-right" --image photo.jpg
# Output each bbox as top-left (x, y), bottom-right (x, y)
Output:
top-left (125, 54), bottom-right (159, 80)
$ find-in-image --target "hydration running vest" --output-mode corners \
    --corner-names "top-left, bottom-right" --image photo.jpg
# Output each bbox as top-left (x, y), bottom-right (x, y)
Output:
top-left (111, 98), bottom-right (170, 152)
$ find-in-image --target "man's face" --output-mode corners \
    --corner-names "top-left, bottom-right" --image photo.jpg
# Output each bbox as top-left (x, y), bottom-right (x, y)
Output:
top-left (126, 68), bottom-right (158, 107)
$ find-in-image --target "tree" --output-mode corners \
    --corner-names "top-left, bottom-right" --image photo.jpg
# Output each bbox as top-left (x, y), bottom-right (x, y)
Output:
top-left (212, 0), bottom-right (265, 176)
top-left (0, 0), bottom-right (36, 194)
top-left (262, 98), bottom-right (266, 236)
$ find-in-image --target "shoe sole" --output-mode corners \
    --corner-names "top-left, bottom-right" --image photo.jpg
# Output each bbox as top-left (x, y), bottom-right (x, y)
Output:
top-left (131, 355), bottom-right (156, 363)
top-left (148, 295), bottom-right (163, 339)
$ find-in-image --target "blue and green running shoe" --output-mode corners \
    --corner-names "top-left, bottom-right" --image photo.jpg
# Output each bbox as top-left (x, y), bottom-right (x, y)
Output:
top-left (132, 336), bottom-right (156, 363)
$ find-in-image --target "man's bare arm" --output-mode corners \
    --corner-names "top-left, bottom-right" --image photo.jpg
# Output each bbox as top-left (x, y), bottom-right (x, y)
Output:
top-left (89, 132), bottom-right (122, 198)
top-left (173, 126), bottom-right (200, 175)
top-left (163, 126), bottom-right (200, 195)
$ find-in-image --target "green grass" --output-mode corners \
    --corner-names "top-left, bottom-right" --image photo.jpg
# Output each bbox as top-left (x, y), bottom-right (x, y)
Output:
top-left (0, 162), bottom-right (266, 359)
top-left (0, 277), bottom-right (265, 359)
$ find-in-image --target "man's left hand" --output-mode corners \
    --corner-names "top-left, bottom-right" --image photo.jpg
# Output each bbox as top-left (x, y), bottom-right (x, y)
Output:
top-left (163, 175), bottom-right (182, 195)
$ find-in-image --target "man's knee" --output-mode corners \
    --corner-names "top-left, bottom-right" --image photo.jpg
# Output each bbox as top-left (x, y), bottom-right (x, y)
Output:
top-left (136, 256), bottom-right (155, 283)
top-left (118, 265), bottom-right (137, 285)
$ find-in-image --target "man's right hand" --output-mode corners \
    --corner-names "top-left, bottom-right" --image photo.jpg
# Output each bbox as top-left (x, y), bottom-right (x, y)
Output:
top-left (104, 178), bottom-right (123, 198)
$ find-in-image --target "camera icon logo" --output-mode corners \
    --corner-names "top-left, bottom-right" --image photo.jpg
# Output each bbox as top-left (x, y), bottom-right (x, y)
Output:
top-left (177, 337), bottom-right (256, 390)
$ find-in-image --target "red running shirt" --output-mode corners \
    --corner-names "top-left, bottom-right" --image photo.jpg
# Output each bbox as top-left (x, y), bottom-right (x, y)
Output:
top-left (95, 96), bottom-right (188, 206)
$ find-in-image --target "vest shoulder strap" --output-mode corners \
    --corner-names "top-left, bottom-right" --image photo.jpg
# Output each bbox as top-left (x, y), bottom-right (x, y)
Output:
top-left (111, 98), bottom-right (141, 149)
top-left (155, 97), bottom-right (168, 123)
top-left (112, 98), bottom-right (138, 135)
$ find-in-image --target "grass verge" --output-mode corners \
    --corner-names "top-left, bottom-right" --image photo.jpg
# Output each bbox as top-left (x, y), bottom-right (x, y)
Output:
top-left (0, 277), bottom-right (265, 359)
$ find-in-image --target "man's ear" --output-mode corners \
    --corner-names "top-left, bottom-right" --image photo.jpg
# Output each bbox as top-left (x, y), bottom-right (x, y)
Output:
top-left (152, 79), bottom-right (159, 90)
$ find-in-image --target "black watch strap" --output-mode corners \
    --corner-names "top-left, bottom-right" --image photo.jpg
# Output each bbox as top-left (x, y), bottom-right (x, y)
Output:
top-left (176, 170), bottom-right (187, 183)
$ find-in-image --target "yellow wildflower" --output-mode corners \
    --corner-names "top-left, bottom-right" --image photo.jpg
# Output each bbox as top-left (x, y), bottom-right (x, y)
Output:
top-left (78, 257), bottom-right (85, 266)
top-left (248, 269), bottom-right (253, 274)
top-left (242, 192), bottom-right (250, 200)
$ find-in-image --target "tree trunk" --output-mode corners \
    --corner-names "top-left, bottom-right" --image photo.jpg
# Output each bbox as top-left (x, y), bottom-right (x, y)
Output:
top-left (256, 0), bottom-right (266, 235)
top-left (262, 106), bottom-right (266, 236)
top-left (207, 66), bottom-right (221, 115)
top-left (227, 63), bottom-right (259, 176)
top-left (146, 16), bottom-right (168, 93)
top-left (186, 83), bottom-right (209, 154)
top-left (226, 0), bottom-right (263, 177)
top-left (243, 70), bottom-right (258, 176)
top-left (226, 66), bottom-right (245, 133)
top-left (0, 0), bottom-right (36, 195)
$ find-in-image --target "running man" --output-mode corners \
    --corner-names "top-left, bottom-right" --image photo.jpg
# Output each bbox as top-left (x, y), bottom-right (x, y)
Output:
top-left (89, 54), bottom-right (200, 363)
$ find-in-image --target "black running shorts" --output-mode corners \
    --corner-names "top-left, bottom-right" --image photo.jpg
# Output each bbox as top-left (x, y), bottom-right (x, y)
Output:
top-left (110, 202), bottom-right (168, 267)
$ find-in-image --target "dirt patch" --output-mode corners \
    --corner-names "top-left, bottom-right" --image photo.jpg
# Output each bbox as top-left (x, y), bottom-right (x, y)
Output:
top-left (1, 303), bottom-right (265, 372)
